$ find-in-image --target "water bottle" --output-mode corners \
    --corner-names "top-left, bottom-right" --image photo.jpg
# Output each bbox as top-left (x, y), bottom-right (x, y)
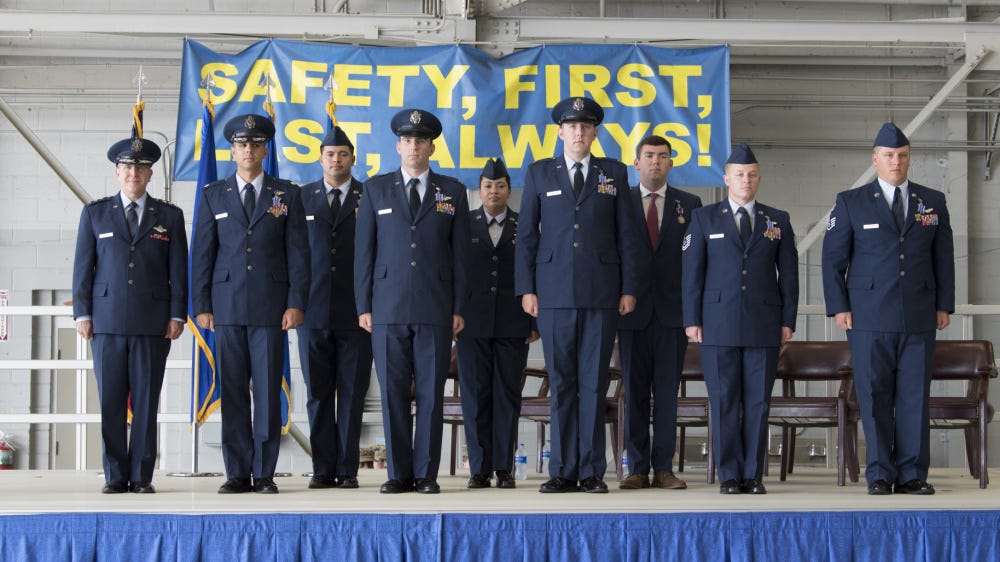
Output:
top-left (514, 443), bottom-right (528, 480)
top-left (541, 440), bottom-right (551, 471)
top-left (622, 449), bottom-right (629, 472)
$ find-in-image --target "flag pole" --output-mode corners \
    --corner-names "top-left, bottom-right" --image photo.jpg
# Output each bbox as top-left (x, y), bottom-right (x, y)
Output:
top-left (167, 71), bottom-right (222, 478)
top-left (167, 338), bottom-right (221, 478)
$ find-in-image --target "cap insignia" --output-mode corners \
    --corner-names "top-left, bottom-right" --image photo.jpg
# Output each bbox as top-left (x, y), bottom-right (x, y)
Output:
top-left (572, 98), bottom-right (585, 111)
top-left (410, 111), bottom-right (421, 125)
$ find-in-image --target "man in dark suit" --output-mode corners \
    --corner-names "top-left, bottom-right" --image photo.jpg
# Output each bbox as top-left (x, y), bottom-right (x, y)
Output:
top-left (822, 123), bottom-right (954, 496)
top-left (354, 108), bottom-right (470, 494)
top-left (618, 135), bottom-right (702, 491)
top-left (682, 143), bottom-right (798, 495)
top-left (73, 136), bottom-right (187, 494)
top-left (514, 97), bottom-right (639, 494)
top-left (191, 113), bottom-right (310, 495)
top-left (296, 126), bottom-right (372, 490)
top-left (457, 158), bottom-right (539, 490)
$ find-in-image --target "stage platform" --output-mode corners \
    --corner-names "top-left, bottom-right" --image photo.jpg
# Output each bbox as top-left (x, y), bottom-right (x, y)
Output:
top-left (2, 468), bottom-right (999, 560)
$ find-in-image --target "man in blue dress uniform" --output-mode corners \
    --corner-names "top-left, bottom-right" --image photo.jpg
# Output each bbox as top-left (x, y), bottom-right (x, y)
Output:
top-left (191, 114), bottom-right (310, 494)
top-left (354, 108), bottom-right (470, 494)
top-left (73, 136), bottom-right (187, 494)
top-left (297, 126), bottom-right (372, 489)
top-left (682, 143), bottom-right (798, 495)
top-left (822, 123), bottom-right (954, 496)
top-left (514, 97), bottom-right (639, 494)
top-left (618, 135), bottom-right (702, 491)
top-left (457, 158), bottom-right (539, 490)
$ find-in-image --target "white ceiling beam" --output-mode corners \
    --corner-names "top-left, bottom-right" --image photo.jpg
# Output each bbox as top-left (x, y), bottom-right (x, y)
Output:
top-left (0, 11), bottom-right (477, 42)
top-left (5, 11), bottom-right (1000, 46)
top-left (511, 17), bottom-right (1000, 44)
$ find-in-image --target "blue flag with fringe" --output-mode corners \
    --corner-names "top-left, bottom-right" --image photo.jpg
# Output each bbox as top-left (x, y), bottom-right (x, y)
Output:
top-left (262, 100), bottom-right (294, 435)
top-left (188, 101), bottom-right (221, 425)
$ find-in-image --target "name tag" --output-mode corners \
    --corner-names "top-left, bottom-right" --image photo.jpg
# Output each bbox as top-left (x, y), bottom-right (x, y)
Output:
top-left (215, 212), bottom-right (228, 220)
top-left (378, 208), bottom-right (393, 215)
top-left (305, 215), bottom-right (315, 221)
top-left (546, 190), bottom-right (562, 197)
top-left (99, 232), bottom-right (113, 239)
top-left (863, 223), bottom-right (879, 230)
top-left (709, 233), bottom-right (725, 239)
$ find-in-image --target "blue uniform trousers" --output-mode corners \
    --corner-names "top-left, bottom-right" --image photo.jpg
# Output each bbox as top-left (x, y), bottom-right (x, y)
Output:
top-left (537, 308), bottom-right (616, 481)
top-left (372, 323), bottom-right (452, 482)
top-left (216, 325), bottom-right (285, 480)
top-left (847, 329), bottom-right (935, 485)
top-left (297, 328), bottom-right (373, 478)
top-left (618, 318), bottom-right (688, 475)
top-left (455, 336), bottom-right (528, 475)
top-left (701, 345), bottom-right (778, 483)
top-left (91, 334), bottom-right (170, 485)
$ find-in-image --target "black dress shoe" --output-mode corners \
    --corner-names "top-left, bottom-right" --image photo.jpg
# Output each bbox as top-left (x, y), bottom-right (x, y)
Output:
top-left (539, 477), bottom-right (578, 493)
top-left (308, 475), bottom-right (338, 489)
top-left (495, 470), bottom-right (516, 489)
top-left (741, 479), bottom-right (767, 495)
top-left (130, 482), bottom-right (156, 494)
top-left (894, 479), bottom-right (936, 495)
top-left (380, 479), bottom-right (414, 494)
top-left (580, 477), bottom-right (609, 494)
top-left (218, 478), bottom-right (253, 494)
top-left (719, 479), bottom-right (742, 494)
top-left (467, 473), bottom-right (492, 489)
top-left (336, 476), bottom-right (359, 489)
top-left (102, 481), bottom-right (129, 494)
top-left (415, 479), bottom-right (441, 494)
top-left (867, 479), bottom-right (893, 495)
top-left (253, 477), bottom-right (279, 494)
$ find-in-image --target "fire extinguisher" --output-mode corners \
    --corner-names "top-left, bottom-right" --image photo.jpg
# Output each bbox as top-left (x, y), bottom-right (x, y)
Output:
top-left (0, 430), bottom-right (14, 469)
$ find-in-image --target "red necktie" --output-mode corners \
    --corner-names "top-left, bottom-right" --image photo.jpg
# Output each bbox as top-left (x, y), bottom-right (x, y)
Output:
top-left (646, 193), bottom-right (659, 245)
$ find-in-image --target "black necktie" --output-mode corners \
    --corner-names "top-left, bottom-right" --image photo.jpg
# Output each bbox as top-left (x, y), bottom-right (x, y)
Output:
top-left (891, 186), bottom-right (904, 230)
top-left (737, 207), bottom-right (751, 245)
top-left (330, 188), bottom-right (342, 219)
top-left (243, 184), bottom-right (256, 220)
top-left (408, 178), bottom-right (421, 218)
top-left (572, 162), bottom-right (584, 198)
top-left (126, 202), bottom-right (138, 238)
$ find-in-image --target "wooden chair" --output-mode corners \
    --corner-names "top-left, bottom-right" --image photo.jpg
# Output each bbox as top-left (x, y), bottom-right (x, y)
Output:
top-left (674, 343), bottom-right (715, 484)
top-left (605, 342), bottom-right (715, 484)
top-left (767, 341), bottom-right (859, 486)
top-left (440, 348), bottom-right (464, 476)
top-left (409, 346), bottom-right (465, 476)
top-left (519, 346), bottom-right (626, 481)
top-left (928, 339), bottom-right (997, 489)
top-left (518, 367), bottom-right (552, 474)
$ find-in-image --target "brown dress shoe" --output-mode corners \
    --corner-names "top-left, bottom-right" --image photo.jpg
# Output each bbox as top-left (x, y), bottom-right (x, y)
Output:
top-left (619, 473), bottom-right (650, 490)
top-left (651, 471), bottom-right (687, 490)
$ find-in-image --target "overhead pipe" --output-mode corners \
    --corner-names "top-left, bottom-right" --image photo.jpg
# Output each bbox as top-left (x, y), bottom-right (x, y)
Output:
top-left (0, 95), bottom-right (91, 205)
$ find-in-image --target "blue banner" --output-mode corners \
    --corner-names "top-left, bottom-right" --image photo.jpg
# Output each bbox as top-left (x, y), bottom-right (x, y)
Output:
top-left (175, 39), bottom-right (730, 188)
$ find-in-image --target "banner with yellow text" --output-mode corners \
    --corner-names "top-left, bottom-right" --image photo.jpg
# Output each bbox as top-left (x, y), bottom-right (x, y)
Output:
top-left (175, 39), bottom-right (729, 188)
